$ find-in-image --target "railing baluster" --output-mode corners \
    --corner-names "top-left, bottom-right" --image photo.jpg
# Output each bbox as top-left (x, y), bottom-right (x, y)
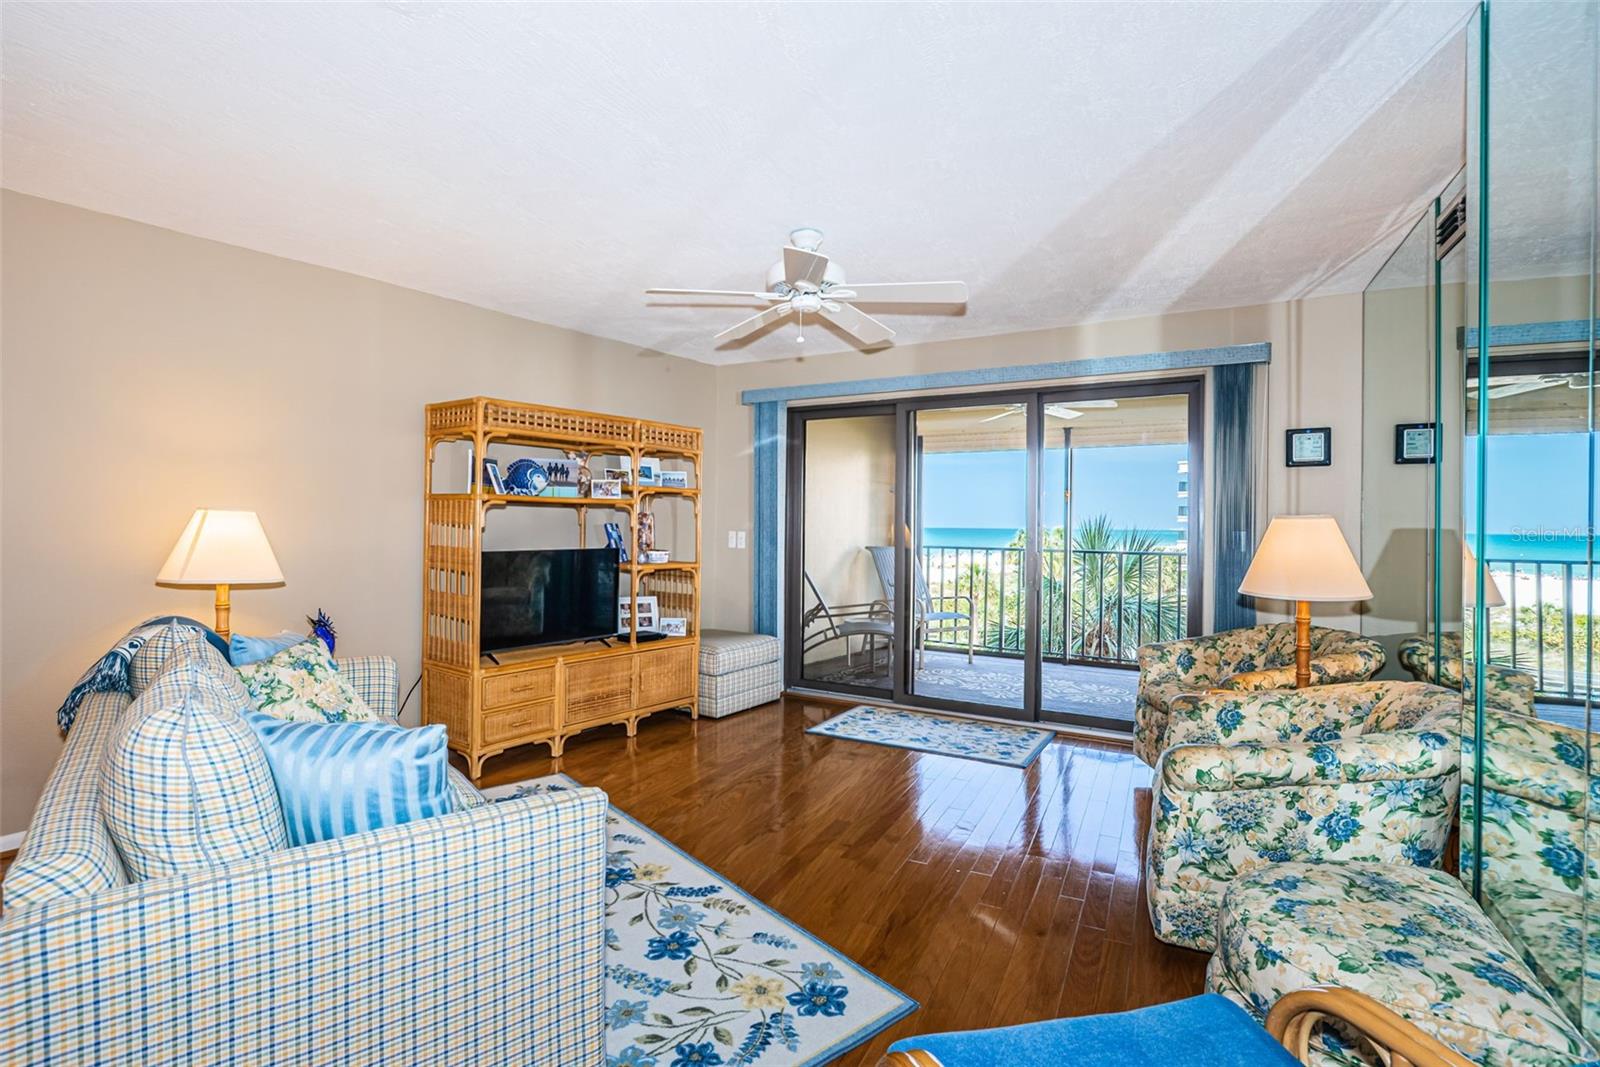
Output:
top-left (1534, 561), bottom-right (1546, 694)
top-left (1564, 562), bottom-right (1576, 701)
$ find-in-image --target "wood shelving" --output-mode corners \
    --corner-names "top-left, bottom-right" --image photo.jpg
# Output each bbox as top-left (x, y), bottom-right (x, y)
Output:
top-left (423, 397), bottom-right (701, 778)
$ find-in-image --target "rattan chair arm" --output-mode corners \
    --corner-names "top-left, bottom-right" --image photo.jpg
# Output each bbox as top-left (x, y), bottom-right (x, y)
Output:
top-left (877, 1051), bottom-right (943, 1067)
top-left (1266, 987), bottom-right (1477, 1067)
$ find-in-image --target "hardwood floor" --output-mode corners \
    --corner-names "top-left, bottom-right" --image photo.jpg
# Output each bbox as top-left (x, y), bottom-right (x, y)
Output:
top-left (467, 693), bottom-right (1209, 1065)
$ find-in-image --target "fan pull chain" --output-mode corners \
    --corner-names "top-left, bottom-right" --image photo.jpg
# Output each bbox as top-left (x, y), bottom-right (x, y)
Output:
top-left (796, 309), bottom-right (805, 344)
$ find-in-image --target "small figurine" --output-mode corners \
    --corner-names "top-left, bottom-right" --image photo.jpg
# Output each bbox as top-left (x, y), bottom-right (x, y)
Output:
top-left (307, 609), bottom-right (337, 654)
top-left (637, 510), bottom-right (656, 556)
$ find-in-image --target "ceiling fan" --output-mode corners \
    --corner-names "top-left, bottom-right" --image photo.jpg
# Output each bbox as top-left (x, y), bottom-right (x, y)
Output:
top-left (979, 400), bottom-right (1120, 423)
top-left (1468, 373), bottom-right (1593, 400)
top-left (646, 227), bottom-right (968, 348)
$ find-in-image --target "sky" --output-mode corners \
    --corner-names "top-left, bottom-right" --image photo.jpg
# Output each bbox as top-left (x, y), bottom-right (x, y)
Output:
top-left (924, 432), bottom-right (1594, 541)
top-left (1463, 432), bottom-right (1591, 534)
top-left (922, 444), bottom-right (1187, 532)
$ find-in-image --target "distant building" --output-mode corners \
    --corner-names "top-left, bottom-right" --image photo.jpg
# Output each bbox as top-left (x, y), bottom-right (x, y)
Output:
top-left (1175, 459), bottom-right (1189, 551)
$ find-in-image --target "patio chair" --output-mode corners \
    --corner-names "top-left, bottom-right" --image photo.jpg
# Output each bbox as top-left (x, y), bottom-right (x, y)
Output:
top-left (801, 570), bottom-right (893, 668)
top-left (866, 545), bottom-right (975, 668)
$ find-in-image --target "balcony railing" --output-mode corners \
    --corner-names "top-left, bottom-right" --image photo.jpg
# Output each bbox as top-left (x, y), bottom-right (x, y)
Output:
top-left (919, 544), bottom-right (1187, 666)
top-left (1485, 557), bottom-right (1596, 702)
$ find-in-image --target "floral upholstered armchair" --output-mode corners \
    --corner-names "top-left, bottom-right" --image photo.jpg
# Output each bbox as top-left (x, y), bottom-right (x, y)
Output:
top-left (1463, 705), bottom-right (1598, 1035)
top-left (1397, 631), bottom-right (1538, 716)
top-left (1134, 624), bottom-right (1386, 766)
top-left (1145, 681), bottom-right (1458, 951)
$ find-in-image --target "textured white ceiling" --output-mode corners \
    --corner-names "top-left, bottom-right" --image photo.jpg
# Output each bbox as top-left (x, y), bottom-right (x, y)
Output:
top-left (2, 1), bottom-right (1475, 364)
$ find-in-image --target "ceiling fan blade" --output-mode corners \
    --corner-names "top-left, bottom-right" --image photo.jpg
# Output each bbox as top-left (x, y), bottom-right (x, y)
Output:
top-left (830, 281), bottom-right (969, 304)
top-left (1060, 399), bottom-right (1119, 409)
top-left (647, 288), bottom-right (784, 301)
top-left (783, 246), bottom-right (830, 288)
top-left (713, 302), bottom-right (793, 342)
top-left (1043, 405), bottom-right (1084, 420)
top-left (818, 301), bottom-right (895, 346)
top-left (979, 407), bottom-right (1022, 423)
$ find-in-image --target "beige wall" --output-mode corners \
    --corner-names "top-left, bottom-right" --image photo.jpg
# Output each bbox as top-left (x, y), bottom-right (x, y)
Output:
top-left (0, 192), bottom-right (717, 836)
top-left (800, 413), bottom-right (896, 657)
top-left (705, 293), bottom-right (1368, 636)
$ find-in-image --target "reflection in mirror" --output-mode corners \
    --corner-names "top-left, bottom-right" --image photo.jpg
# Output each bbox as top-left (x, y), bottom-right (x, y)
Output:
top-left (1461, 0), bottom-right (1598, 1045)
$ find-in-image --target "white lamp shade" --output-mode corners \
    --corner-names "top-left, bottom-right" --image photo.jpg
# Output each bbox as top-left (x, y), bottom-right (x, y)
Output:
top-left (157, 509), bottom-right (284, 585)
top-left (1463, 542), bottom-right (1506, 608)
top-left (1238, 514), bottom-right (1373, 602)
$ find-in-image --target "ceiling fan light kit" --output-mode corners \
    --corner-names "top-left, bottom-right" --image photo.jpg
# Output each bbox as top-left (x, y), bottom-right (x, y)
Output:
top-left (647, 228), bottom-right (968, 349)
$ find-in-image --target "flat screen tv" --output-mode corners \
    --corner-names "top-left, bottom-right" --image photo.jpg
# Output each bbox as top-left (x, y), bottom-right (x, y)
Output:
top-left (480, 548), bottom-right (619, 653)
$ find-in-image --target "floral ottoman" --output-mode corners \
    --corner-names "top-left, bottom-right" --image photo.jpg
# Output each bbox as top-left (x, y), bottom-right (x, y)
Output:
top-left (698, 629), bottom-right (781, 719)
top-left (1207, 861), bottom-right (1595, 1067)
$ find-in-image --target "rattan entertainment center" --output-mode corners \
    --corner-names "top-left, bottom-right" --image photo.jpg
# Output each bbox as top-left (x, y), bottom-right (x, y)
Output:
top-left (423, 397), bottom-right (701, 778)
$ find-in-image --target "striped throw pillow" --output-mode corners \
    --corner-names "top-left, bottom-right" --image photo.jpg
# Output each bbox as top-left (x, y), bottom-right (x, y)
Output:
top-left (244, 713), bottom-right (457, 846)
top-left (100, 634), bottom-right (288, 880)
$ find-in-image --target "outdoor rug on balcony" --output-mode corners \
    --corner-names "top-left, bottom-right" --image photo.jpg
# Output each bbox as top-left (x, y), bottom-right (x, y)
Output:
top-left (481, 773), bottom-right (917, 1067)
top-left (805, 704), bottom-right (1055, 768)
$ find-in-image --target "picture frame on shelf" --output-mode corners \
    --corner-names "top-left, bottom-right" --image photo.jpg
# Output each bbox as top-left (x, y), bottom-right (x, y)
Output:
top-left (637, 457), bottom-right (661, 486)
top-left (640, 550), bottom-right (670, 565)
top-left (1285, 427), bottom-right (1331, 467)
top-left (603, 521), bottom-right (629, 561)
top-left (482, 457), bottom-right (508, 495)
top-left (604, 467), bottom-right (632, 487)
top-left (1394, 422), bottom-right (1437, 464)
top-left (660, 617), bottom-right (688, 638)
top-left (659, 470), bottom-right (690, 489)
top-left (618, 594), bottom-right (659, 634)
top-left (593, 478), bottom-right (624, 499)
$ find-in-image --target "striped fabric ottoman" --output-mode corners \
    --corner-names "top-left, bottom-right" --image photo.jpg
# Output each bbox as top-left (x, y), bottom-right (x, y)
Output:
top-left (698, 629), bottom-right (782, 718)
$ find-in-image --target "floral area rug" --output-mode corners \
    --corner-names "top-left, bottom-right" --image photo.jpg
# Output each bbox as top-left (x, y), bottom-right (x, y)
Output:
top-left (482, 774), bottom-right (916, 1067)
top-left (805, 704), bottom-right (1055, 768)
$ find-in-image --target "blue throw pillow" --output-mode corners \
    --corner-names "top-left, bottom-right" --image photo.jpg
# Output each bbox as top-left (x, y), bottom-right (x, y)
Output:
top-left (230, 630), bottom-right (307, 666)
top-left (244, 712), bottom-right (456, 846)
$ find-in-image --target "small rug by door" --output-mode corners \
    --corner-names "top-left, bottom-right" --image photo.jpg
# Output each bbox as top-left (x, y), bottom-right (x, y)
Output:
top-left (482, 773), bottom-right (916, 1067)
top-left (805, 704), bottom-right (1054, 768)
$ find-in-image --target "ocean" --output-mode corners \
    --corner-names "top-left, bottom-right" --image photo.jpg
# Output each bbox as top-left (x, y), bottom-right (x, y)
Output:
top-left (922, 527), bottom-right (1593, 563)
top-left (923, 526), bottom-right (1187, 550)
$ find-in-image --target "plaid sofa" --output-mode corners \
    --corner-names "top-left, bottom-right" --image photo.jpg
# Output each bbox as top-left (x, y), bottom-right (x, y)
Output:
top-left (1, 650), bottom-right (610, 1065)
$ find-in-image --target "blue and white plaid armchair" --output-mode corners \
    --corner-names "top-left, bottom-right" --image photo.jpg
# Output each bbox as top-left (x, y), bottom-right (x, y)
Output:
top-left (1, 650), bottom-right (610, 1065)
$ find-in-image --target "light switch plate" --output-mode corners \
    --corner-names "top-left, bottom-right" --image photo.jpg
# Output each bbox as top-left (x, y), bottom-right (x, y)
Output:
top-left (727, 530), bottom-right (738, 549)
top-left (736, 530), bottom-right (747, 549)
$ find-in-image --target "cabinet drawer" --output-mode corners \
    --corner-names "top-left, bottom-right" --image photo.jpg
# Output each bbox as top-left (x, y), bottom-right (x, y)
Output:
top-left (483, 700), bottom-right (555, 744)
top-left (565, 657), bottom-right (635, 724)
top-left (638, 645), bottom-right (696, 706)
top-left (483, 666), bottom-right (555, 710)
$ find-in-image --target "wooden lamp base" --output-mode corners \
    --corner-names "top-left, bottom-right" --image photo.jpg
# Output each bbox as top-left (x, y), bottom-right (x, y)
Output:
top-left (1294, 599), bottom-right (1312, 687)
top-left (214, 583), bottom-right (232, 642)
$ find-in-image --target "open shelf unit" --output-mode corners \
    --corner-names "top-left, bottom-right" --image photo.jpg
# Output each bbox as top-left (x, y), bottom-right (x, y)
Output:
top-left (423, 396), bottom-right (701, 777)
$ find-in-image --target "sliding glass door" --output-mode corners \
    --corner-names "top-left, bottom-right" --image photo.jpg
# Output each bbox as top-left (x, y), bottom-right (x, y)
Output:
top-left (902, 395), bottom-right (1037, 721)
top-left (786, 378), bottom-right (1203, 732)
top-left (1039, 381), bottom-right (1202, 728)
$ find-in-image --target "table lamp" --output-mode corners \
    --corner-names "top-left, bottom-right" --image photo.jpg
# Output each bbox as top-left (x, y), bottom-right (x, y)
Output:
top-left (156, 509), bottom-right (284, 640)
top-left (1238, 514), bottom-right (1372, 687)
top-left (1462, 541), bottom-right (1506, 608)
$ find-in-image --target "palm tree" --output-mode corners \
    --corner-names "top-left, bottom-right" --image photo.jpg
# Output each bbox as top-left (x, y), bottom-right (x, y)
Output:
top-left (1069, 515), bottom-right (1183, 661)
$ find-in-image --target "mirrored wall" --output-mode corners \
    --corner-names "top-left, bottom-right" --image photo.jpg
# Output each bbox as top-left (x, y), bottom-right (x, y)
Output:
top-left (1364, 0), bottom-right (1597, 1043)
top-left (1463, 0), bottom-right (1597, 1042)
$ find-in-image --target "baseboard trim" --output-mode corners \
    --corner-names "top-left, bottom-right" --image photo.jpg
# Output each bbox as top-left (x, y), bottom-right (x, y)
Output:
top-left (0, 830), bottom-right (23, 856)
top-left (782, 688), bottom-right (1134, 749)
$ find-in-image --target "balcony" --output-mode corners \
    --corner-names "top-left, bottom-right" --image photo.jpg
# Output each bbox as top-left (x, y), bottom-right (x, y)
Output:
top-left (918, 543), bottom-right (1188, 666)
top-left (1485, 556), bottom-right (1595, 716)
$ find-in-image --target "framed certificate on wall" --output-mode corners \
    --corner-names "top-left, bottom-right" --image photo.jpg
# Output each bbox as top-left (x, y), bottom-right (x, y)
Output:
top-left (1394, 422), bottom-right (1437, 464)
top-left (1285, 427), bottom-right (1331, 467)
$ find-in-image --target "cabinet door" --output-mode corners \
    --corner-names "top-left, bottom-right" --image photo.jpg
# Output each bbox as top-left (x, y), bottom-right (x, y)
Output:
top-left (637, 645), bottom-right (696, 707)
top-left (565, 656), bottom-right (635, 724)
